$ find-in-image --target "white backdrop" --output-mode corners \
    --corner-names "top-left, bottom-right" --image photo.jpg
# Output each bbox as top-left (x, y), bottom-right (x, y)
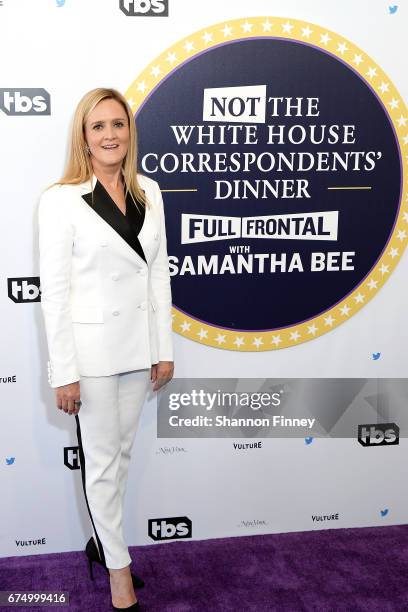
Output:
top-left (0, 0), bottom-right (407, 559)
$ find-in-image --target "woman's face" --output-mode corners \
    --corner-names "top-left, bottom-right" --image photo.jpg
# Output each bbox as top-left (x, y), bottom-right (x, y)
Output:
top-left (84, 98), bottom-right (130, 170)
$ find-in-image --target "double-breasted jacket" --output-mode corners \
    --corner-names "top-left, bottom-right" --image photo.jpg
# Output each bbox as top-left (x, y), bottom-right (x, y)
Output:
top-left (38, 172), bottom-right (173, 388)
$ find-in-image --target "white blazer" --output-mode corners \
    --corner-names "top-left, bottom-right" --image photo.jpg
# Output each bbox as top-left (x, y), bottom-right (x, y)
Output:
top-left (38, 173), bottom-right (173, 388)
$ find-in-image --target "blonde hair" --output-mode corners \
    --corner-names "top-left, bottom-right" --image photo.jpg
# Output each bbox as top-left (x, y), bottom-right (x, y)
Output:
top-left (54, 87), bottom-right (146, 207)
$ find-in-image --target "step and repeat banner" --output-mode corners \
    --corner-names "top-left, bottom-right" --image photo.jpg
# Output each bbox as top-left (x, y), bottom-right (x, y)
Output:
top-left (0, 0), bottom-right (407, 558)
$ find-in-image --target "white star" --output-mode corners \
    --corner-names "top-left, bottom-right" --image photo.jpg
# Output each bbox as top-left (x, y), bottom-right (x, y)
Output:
top-left (290, 331), bottom-right (301, 342)
top-left (221, 24), bottom-right (232, 37)
top-left (403, 212), bottom-right (408, 222)
top-left (379, 264), bottom-right (389, 275)
top-left (366, 67), bottom-right (377, 79)
top-left (354, 293), bottom-right (365, 304)
top-left (307, 324), bottom-right (318, 336)
top-left (397, 116), bottom-right (407, 127)
top-left (202, 31), bottom-right (213, 44)
top-left (215, 334), bottom-right (226, 345)
top-left (127, 98), bottom-right (136, 108)
top-left (340, 304), bottom-right (351, 316)
top-left (136, 81), bottom-right (147, 93)
top-left (403, 135), bottom-right (408, 145)
top-left (183, 40), bottom-right (195, 52)
top-left (379, 82), bottom-right (389, 93)
top-left (397, 230), bottom-right (407, 241)
top-left (197, 328), bottom-right (208, 339)
top-left (262, 19), bottom-right (273, 32)
top-left (271, 335), bottom-right (282, 346)
top-left (320, 33), bottom-right (331, 45)
top-left (337, 42), bottom-right (349, 55)
top-left (324, 315), bottom-right (335, 327)
top-left (282, 21), bottom-right (294, 34)
top-left (352, 54), bottom-right (363, 66)
top-left (389, 98), bottom-right (399, 109)
top-left (180, 321), bottom-right (191, 332)
top-left (367, 278), bottom-right (378, 290)
top-left (241, 20), bottom-right (253, 33)
top-left (150, 65), bottom-right (162, 78)
top-left (253, 337), bottom-right (264, 348)
top-left (389, 247), bottom-right (399, 258)
top-left (166, 52), bottom-right (177, 64)
top-left (234, 336), bottom-right (245, 347)
top-left (301, 26), bottom-right (313, 38)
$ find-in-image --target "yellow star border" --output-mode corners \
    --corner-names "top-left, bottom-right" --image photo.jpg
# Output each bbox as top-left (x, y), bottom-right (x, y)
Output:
top-left (125, 16), bottom-right (408, 351)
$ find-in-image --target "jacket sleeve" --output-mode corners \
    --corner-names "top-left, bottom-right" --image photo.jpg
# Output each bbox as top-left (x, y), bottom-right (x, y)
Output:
top-left (150, 181), bottom-right (174, 362)
top-left (38, 186), bottom-right (80, 388)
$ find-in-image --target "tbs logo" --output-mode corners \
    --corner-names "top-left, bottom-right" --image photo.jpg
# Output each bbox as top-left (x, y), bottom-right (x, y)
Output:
top-left (148, 516), bottom-right (192, 541)
top-left (0, 89), bottom-right (51, 116)
top-left (8, 277), bottom-right (41, 303)
top-left (120, 0), bottom-right (168, 16)
top-left (358, 423), bottom-right (399, 447)
top-left (64, 446), bottom-right (80, 470)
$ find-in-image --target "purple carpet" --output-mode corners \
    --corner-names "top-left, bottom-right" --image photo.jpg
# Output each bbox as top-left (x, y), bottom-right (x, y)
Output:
top-left (1, 525), bottom-right (407, 611)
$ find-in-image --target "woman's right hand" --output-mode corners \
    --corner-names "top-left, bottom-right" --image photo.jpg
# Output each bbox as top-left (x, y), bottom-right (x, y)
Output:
top-left (55, 382), bottom-right (81, 415)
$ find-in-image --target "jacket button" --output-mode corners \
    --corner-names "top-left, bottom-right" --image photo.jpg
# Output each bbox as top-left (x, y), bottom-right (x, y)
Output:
top-left (112, 310), bottom-right (120, 316)
top-left (140, 269), bottom-right (147, 276)
top-left (111, 273), bottom-right (119, 281)
top-left (154, 233), bottom-right (159, 240)
top-left (140, 301), bottom-right (147, 311)
top-left (100, 241), bottom-right (108, 247)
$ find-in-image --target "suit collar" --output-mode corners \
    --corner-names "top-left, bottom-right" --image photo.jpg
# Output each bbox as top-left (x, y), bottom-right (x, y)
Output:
top-left (81, 177), bottom-right (147, 264)
top-left (79, 173), bottom-right (97, 194)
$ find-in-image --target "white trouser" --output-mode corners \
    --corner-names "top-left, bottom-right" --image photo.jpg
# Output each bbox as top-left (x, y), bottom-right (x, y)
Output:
top-left (75, 369), bottom-right (150, 569)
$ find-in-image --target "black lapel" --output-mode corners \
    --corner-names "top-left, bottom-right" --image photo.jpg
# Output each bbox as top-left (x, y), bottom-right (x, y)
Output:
top-left (82, 180), bottom-right (147, 263)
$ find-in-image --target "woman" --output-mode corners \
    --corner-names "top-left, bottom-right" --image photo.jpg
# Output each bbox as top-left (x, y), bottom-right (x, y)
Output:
top-left (38, 87), bottom-right (174, 611)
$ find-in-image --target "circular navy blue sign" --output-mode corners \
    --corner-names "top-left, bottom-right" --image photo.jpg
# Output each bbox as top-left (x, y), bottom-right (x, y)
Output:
top-left (136, 38), bottom-right (400, 331)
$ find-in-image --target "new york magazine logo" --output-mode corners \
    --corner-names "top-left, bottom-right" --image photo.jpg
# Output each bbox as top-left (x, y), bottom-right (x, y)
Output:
top-left (119, 0), bottom-right (168, 16)
top-left (0, 89), bottom-right (51, 115)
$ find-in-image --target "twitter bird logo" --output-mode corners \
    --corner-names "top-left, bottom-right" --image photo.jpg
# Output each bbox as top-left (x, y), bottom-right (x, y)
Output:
top-left (56, 0), bottom-right (65, 6)
top-left (372, 352), bottom-right (381, 361)
top-left (380, 508), bottom-right (389, 517)
top-left (6, 457), bottom-right (15, 465)
top-left (389, 6), bottom-right (398, 14)
top-left (305, 437), bottom-right (313, 445)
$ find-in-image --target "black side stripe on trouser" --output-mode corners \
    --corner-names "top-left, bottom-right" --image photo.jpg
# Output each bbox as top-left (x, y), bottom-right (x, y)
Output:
top-left (75, 414), bottom-right (106, 567)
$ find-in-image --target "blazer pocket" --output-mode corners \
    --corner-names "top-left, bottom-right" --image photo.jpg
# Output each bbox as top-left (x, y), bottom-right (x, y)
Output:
top-left (71, 306), bottom-right (104, 323)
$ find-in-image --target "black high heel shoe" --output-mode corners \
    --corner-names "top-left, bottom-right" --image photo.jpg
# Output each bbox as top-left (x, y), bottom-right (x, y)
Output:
top-left (85, 537), bottom-right (145, 590)
top-left (112, 603), bottom-right (140, 611)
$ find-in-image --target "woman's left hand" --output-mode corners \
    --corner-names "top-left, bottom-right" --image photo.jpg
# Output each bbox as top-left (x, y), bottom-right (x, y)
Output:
top-left (151, 361), bottom-right (174, 391)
